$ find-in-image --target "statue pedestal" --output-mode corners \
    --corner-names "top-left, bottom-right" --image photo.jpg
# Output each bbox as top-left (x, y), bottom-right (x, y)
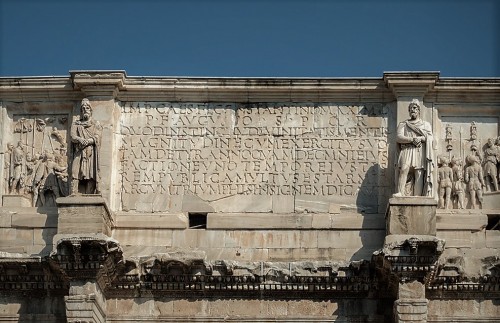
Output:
top-left (56, 195), bottom-right (113, 236)
top-left (383, 198), bottom-right (440, 322)
top-left (386, 197), bottom-right (437, 236)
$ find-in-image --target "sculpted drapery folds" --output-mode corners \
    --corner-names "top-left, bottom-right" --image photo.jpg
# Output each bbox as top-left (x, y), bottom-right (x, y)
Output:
top-left (394, 99), bottom-right (434, 197)
top-left (71, 98), bottom-right (102, 194)
top-left (8, 141), bottom-right (26, 194)
top-left (483, 138), bottom-right (499, 192)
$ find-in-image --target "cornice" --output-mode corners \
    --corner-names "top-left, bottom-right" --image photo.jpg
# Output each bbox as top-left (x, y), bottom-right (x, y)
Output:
top-left (0, 77), bottom-right (77, 101)
top-left (427, 78), bottom-right (500, 103)
top-left (0, 71), bottom-right (499, 103)
top-left (70, 70), bottom-right (126, 98)
top-left (118, 77), bottom-right (393, 102)
top-left (383, 71), bottom-right (440, 98)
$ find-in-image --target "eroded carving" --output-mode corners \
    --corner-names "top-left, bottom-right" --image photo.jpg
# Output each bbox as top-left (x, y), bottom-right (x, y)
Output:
top-left (7, 141), bottom-right (26, 194)
top-left (394, 99), bottom-right (434, 197)
top-left (119, 102), bottom-right (390, 212)
top-left (483, 138), bottom-right (499, 192)
top-left (33, 151), bottom-right (68, 206)
top-left (437, 156), bottom-right (453, 209)
top-left (70, 99), bottom-right (102, 195)
top-left (3, 114), bottom-right (70, 206)
top-left (445, 124), bottom-right (453, 152)
top-left (438, 117), bottom-right (500, 209)
top-left (451, 156), bottom-right (465, 209)
top-left (465, 154), bottom-right (484, 209)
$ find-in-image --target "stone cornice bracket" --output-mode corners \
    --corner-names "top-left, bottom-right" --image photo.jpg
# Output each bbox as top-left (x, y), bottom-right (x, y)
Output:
top-left (70, 70), bottom-right (126, 98)
top-left (51, 235), bottom-right (124, 291)
top-left (373, 236), bottom-right (445, 286)
top-left (383, 71), bottom-right (440, 98)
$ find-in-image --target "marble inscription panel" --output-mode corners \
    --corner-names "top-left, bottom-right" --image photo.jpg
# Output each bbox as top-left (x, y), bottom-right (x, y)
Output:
top-left (118, 103), bottom-right (390, 213)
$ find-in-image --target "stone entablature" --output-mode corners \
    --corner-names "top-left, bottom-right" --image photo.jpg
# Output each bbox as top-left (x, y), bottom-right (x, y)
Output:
top-left (0, 71), bottom-right (499, 322)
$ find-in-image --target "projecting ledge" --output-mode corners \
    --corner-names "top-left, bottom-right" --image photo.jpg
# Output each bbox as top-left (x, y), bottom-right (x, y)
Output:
top-left (436, 210), bottom-right (488, 231)
top-left (207, 212), bottom-right (384, 230)
top-left (115, 212), bottom-right (188, 229)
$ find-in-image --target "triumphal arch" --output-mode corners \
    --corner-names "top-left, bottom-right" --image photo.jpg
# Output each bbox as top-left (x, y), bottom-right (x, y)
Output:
top-left (1, 71), bottom-right (499, 322)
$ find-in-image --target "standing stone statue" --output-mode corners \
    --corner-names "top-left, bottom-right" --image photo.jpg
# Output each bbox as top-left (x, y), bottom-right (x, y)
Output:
top-left (71, 98), bottom-right (102, 194)
top-left (483, 138), bottom-right (499, 192)
top-left (8, 141), bottom-right (26, 194)
top-left (30, 153), bottom-right (43, 205)
top-left (394, 99), bottom-right (434, 197)
top-left (465, 154), bottom-right (484, 209)
top-left (437, 156), bottom-right (453, 209)
top-left (451, 156), bottom-right (465, 209)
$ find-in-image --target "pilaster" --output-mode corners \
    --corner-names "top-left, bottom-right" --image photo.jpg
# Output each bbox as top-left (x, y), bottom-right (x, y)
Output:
top-left (52, 235), bottom-right (123, 323)
top-left (65, 281), bottom-right (106, 323)
top-left (70, 71), bottom-right (125, 209)
top-left (383, 72), bottom-right (439, 124)
top-left (382, 193), bottom-right (441, 322)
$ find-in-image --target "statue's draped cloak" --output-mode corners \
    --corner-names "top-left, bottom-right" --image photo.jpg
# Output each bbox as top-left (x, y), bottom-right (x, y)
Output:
top-left (396, 119), bottom-right (434, 196)
top-left (71, 119), bottom-right (101, 187)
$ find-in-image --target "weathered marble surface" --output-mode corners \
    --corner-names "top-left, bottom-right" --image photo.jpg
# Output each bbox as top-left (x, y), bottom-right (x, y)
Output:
top-left (118, 102), bottom-right (391, 214)
top-left (386, 197), bottom-right (437, 235)
top-left (1, 71), bottom-right (500, 323)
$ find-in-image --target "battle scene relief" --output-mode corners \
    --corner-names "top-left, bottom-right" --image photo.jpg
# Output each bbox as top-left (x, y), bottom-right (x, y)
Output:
top-left (4, 114), bottom-right (69, 206)
top-left (437, 116), bottom-right (500, 209)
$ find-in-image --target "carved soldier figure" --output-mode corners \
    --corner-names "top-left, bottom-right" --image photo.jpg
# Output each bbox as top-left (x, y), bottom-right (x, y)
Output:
top-left (24, 153), bottom-right (35, 194)
top-left (497, 136), bottom-right (500, 185)
top-left (394, 99), bottom-right (434, 197)
top-left (483, 138), bottom-right (499, 191)
top-left (451, 156), bottom-right (465, 209)
top-left (465, 154), bottom-right (484, 209)
top-left (4, 143), bottom-right (13, 194)
top-left (71, 99), bottom-right (102, 194)
top-left (437, 156), bottom-right (453, 209)
top-left (44, 153), bottom-right (67, 204)
top-left (55, 148), bottom-right (69, 196)
top-left (8, 141), bottom-right (26, 194)
top-left (30, 153), bottom-right (43, 206)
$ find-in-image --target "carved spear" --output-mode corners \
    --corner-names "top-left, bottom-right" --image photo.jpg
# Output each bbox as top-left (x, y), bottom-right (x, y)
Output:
top-left (32, 119), bottom-right (36, 155)
top-left (459, 126), bottom-right (463, 160)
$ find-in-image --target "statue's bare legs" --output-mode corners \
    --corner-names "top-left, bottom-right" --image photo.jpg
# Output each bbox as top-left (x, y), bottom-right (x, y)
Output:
top-left (439, 187), bottom-right (445, 208)
top-left (414, 169), bottom-right (424, 196)
top-left (445, 187), bottom-right (452, 209)
top-left (470, 191), bottom-right (478, 209)
top-left (396, 166), bottom-right (410, 196)
top-left (476, 189), bottom-right (483, 208)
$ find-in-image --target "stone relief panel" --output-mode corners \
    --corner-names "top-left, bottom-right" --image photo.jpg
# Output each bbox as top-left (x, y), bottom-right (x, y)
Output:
top-left (3, 114), bottom-right (70, 206)
top-left (118, 102), bottom-right (391, 213)
top-left (438, 116), bottom-right (499, 209)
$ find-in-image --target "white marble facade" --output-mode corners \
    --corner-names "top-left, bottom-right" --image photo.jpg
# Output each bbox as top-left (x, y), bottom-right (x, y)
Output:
top-left (0, 71), bottom-right (499, 322)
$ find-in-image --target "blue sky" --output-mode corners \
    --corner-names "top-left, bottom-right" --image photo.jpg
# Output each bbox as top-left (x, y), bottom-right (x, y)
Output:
top-left (0, 0), bottom-right (498, 77)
